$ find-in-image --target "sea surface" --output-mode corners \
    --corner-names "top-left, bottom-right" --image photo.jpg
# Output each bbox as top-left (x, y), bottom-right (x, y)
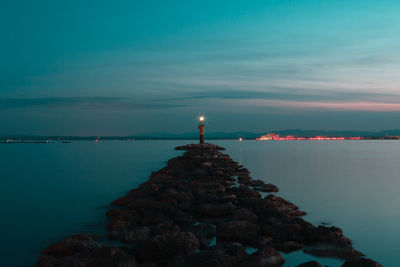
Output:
top-left (0, 140), bottom-right (398, 266)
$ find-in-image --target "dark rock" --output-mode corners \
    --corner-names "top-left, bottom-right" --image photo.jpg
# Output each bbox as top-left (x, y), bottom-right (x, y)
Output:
top-left (123, 226), bottom-right (151, 243)
top-left (215, 194), bottom-right (237, 204)
top-left (341, 257), bottom-right (383, 267)
top-left (169, 242), bottom-right (246, 267)
top-left (231, 187), bottom-right (262, 199)
top-left (198, 202), bottom-right (235, 218)
top-left (217, 220), bottom-right (260, 245)
top-left (188, 223), bottom-right (216, 248)
top-left (238, 247), bottom-right (285, 267)
top-left (249, 179), bottom-right (265, 187)
top-left (37, 235), bottom-right (135, 267)
top-left (298, 261), bottom-right (323, 267)
top-left (175, 143), bottom-right (226, 151)
top-left (237, 176), bottom-right (251, 184)
top-left (255, 183), bottom-right (279, 193)
top-left (275, 240), bottom-right (304, 253)
top-left (232, 208), bottom-right (258, 222)
top-left (260, 195), bottom-right (306, 217)
top-left (198, 181), bottom-right (226, 194)
top-left (254, 236), bottom-right (273, 248)
top-left (135, 231), bottom-right (199, 263)
top-left (303, 243), bottom-right (364, 259)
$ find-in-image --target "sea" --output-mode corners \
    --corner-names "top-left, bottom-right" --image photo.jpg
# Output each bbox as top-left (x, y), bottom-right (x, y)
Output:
top-left (0, 140), bottom-right (398, 266)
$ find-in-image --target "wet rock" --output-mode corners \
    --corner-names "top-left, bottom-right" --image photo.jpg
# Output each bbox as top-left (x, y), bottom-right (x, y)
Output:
top-left (202, 162), bottom-right (213, 167)
top-left (175, 143), bottom-right (226, 151)
top-left (237, 176), bottom-right (251, 184)
top-left (214, 194), bottom-right (237, 204)
top-left (232, 208), bottom-right (258, 223)
top-left (198, 202), bottom-right (235, 218)
top-left (187, 223), bottom-right (216, 248)
top-left (254, 235), bottom-right (274, 248)
top-left (198, 181), bottom-right (226, 194)
top-left (169, 242), bottom-right (246, 267)
top-left (303, 243), bottom-right (364, 259)
top-left (37, 235), bottom-right (135, 267)
top-left (217, 220), bottom-right (260, 245)
top-left (255, 183), bottom-right (279, 193)
top-left (249, 179), bottom-right (265, 187)
top-left (123, 226), bottom-right (151, 243)
top-left (135, 231), bottom-right (199, 263)
top-left (260, 195), bottom-right (306, 217)
top-left (298, 261), bottom-right (323, 267)
top-left (238, 247), bottom-right (285, 267)
top-left (231, 187), bottom-right (262, 199)
top-left (341, 257), bottom-right (383, 267)
top-left (275, 240), bottom-right (304, 253)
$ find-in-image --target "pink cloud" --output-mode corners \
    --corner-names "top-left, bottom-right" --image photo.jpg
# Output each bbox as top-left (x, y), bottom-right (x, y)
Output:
top-left (249, 99), bottom-right (400, 112)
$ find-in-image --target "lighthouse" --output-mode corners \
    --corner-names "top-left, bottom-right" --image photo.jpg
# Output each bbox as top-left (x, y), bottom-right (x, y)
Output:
top-left (198, 116), bottom-right (205, 144)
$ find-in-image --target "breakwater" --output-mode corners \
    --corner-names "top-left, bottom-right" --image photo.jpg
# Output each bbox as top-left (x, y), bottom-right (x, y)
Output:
top-left (37, 143), bottom-right (381, 267)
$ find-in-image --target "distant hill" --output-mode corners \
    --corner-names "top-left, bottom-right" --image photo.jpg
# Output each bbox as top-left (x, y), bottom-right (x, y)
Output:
top-left (132, 129), bottom-right (400, 139)
top-left (267, 129), bottom-right (400, 138)
top-left (132, 131), bottom-right (260, 139)
top-left (1, 129), bottom-right (399, 140)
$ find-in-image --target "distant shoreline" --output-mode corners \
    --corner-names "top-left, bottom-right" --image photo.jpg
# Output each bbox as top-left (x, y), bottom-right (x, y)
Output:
top-left (2, 129), bottom-right (400, 141)
top-left (0, 136), bottom-right (399, 142)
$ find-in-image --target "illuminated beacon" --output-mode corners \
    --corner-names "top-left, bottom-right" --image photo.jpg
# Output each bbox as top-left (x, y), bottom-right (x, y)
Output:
top-left (198, 116), bottom-right (205, 144)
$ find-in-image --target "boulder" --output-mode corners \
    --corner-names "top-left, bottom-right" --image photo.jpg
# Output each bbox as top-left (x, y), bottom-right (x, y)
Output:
top-left (198, 202), bottom-right (235, 218)
top-left (238, 247), bottom-right (285, 267)
top-left (135, 231), bottom-right (199, 263)
top-left (232, 208), bottom-right (258, 223)
top-left (298, 261), bottom-right (323, 267)
top-left (341, 257), bottom-right (383, 267)
top-left (259, 195), bottom-right (306, 217)
top-left (217, 220), bottom-right (260, 245)
top-left (37, 235), bottom-right (135, 267)
top-left (303, 243), bottom-right (364, 259)
top-left (188, 223), bottom-right (216, 248)
top-left (123, 226), bottom-right (151, 243)
top-left (169, 242), bottom-right (246, 267)
top-left (256, 183), bottom-right (279, 193)
top-left (275, 240), bottom-right (304, 253)
top-left (175, 143), bottom-right (226, 151)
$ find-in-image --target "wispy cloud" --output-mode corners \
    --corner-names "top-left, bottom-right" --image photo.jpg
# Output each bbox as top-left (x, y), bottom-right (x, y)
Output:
top-left (0, 97), bottom-right (185, 110)
top-left (169, 89), bottom-right (400, 103)
top-left (240, 99), bottom-right (400, 112)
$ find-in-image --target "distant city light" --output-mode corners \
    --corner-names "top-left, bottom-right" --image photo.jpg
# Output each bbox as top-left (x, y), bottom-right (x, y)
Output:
top-left (256, 133), bottom-right (362, 141)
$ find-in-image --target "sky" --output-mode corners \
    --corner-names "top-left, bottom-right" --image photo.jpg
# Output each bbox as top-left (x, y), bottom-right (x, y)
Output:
top-left (1, 0), bottom-right (400, 135)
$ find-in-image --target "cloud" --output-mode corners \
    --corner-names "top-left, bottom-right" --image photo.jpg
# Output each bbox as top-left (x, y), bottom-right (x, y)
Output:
top-left (159, 88), bottom-right (400, 112)
top-left (240, 99), bottom-right (400, 112)
top-left (169, 89), bottom-right (400, 104)
top-left (0, 97), bottom-right (185, 110)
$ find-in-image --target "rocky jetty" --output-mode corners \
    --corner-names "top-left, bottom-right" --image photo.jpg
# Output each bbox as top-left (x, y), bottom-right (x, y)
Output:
top-left (38, 143), bottom-right (382, 267)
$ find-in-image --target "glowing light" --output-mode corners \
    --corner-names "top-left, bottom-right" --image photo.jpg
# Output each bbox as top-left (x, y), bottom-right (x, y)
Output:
top-left (256, 134), bottom-right (362, 141)
top-left (239, 138), bottom-right (243, 141)
top-left (199, 116), bottom-right (205, 122)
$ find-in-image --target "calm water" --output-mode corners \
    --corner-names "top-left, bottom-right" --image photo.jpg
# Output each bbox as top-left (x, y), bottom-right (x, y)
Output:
top-left (0, 140), bottom-right (398, 266)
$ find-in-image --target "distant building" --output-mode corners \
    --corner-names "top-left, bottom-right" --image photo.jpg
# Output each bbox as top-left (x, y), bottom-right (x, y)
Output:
top-left (256, 133), bottom-right (280, 140)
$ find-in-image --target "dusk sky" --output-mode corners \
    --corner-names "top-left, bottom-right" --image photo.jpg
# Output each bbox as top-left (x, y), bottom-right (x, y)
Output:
top-left (2, 0), bottom-right (400, 135)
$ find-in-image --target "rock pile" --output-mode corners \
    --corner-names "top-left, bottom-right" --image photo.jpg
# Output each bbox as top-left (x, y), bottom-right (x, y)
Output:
top-left (38, 143), bottom-right (382, 267)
